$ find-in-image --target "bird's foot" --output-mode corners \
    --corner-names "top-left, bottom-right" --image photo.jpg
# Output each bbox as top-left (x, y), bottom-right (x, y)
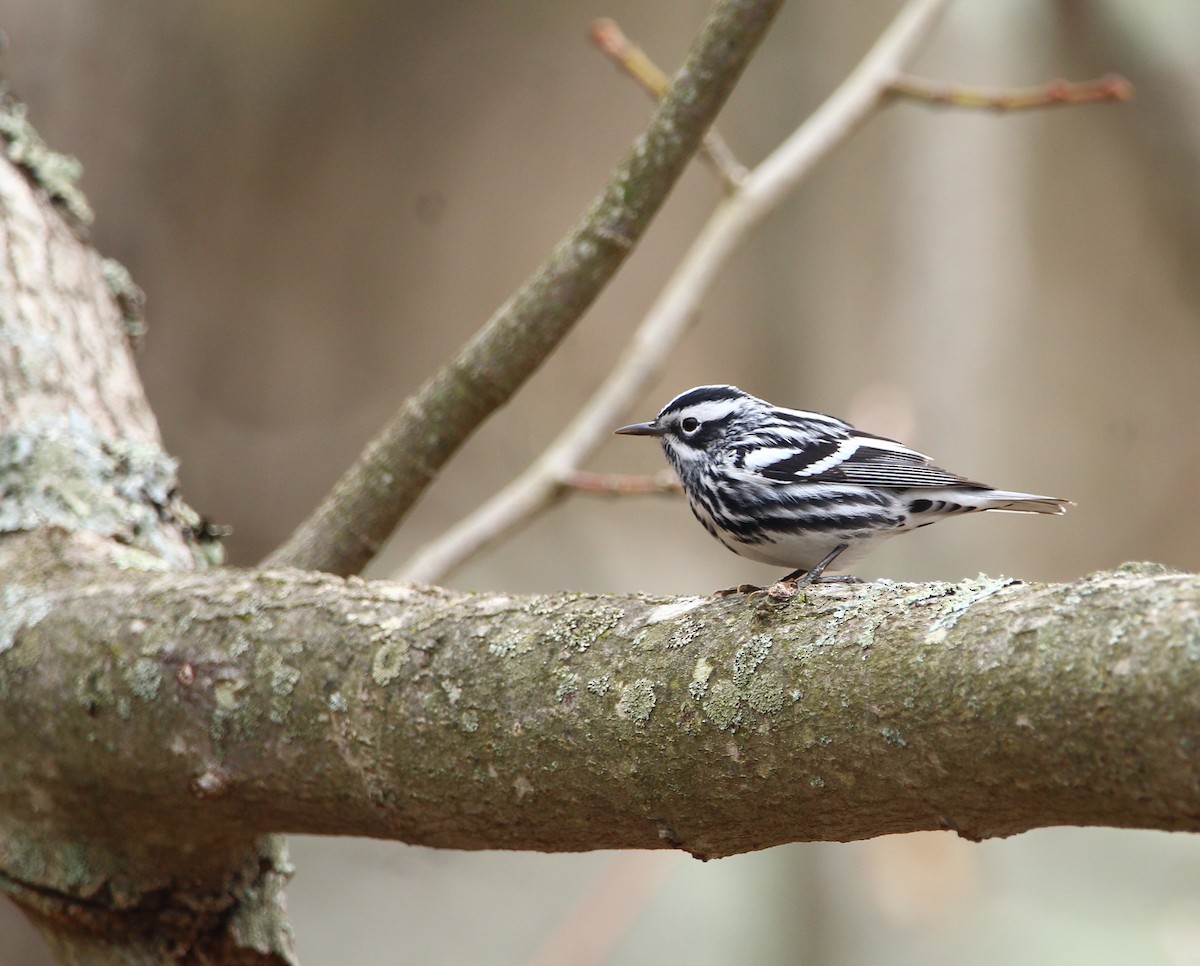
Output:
top-left (765, 579), bottom-right (801, 601)
top-left (714, 572), bottom-right (862, 601)
top-left (764, 572), bottom-right (863, 602)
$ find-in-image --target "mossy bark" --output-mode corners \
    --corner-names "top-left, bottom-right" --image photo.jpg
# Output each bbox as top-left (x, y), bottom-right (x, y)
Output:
top-left (3, 562), bottom-right (1198, 870)
top-left (0, 87), bottom-right (295, 964)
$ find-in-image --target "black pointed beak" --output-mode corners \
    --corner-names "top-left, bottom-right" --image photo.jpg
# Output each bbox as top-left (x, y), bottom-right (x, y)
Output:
top-left (614, 421), bottom-right (666, 437)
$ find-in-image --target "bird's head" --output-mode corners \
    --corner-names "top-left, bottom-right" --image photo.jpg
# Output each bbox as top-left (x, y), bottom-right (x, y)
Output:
top-left (615, 385), bottom-right (762, 465)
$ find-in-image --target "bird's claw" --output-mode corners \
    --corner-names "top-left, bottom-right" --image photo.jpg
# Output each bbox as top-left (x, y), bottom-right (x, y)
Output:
top-left (713, 583), bottom-right (763, 597)
top-left (714, 573), bottom-right (862, 601)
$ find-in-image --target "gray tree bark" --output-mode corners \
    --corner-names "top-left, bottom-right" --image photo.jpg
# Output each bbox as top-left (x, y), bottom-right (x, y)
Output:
top-left (5, 560), bottom-right (1200, 862)
top-left (0, 89), bottom-right (296, 965)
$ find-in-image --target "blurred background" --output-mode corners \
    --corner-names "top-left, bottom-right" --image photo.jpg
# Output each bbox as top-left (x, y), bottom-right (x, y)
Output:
top-left (3, 0), bottom-right (1200, 963)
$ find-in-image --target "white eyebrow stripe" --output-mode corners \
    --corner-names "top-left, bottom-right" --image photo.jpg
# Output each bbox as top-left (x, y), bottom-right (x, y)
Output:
top-left (671, 400), bottom-right (740, 423)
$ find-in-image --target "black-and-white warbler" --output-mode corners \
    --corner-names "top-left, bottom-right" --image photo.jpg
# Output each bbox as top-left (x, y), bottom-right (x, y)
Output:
top-left (616, 385), bottom-right (1069, 589)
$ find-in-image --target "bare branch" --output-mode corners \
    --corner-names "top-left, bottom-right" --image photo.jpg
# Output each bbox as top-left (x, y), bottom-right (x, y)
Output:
top-left (564, 470), bottom-right (682, 496)
top-left (888, 72), bottom-right (1133, 111)
top-left (590, 17), bottom-right (748, 191)
top-left (399, 0), bottom-right (952, 584)
top-left (3, 564), bottom-right (1199, 872)
top-left (263, 0), bottom-right (787, 577)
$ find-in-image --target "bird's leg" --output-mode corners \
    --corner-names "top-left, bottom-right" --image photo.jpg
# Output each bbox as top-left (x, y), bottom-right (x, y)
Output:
top-left (784, 543), bottom-right (852, 585)
top-left (717, 544), bottom-right (858, 599)
top-left (766, 544), bottom-right (856, 599)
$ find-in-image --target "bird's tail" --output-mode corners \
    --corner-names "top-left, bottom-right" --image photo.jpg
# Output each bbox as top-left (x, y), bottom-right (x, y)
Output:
top-left (970, 490), bottom-right (1072, 515)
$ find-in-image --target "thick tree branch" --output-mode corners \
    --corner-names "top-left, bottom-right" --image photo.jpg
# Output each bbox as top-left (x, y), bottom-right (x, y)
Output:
top-left (0, 106), bottom-right (199, 570)
top-left (3, 561), bottom-right (1197, 869)
top-left (590, 17), bottom-right (748, 191)
top-left (0, 95), bottom-right (294, 963)
top-left (264, 0), bottom-right (786, 577)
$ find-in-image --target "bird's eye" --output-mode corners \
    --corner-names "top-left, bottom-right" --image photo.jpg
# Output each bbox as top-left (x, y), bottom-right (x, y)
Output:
top-left (680, 417), bottom-right (701, 434)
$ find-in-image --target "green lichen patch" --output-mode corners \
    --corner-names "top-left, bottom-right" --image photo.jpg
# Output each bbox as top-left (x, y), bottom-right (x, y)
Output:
top-left (665, 617), bottom-right (707, 650)
top-left (639, 599), bottom-right (709, 652)
top-left (554, 670), bottom-right (581, 702)
top-left (0, 585), bottom-right (52, 656)
top-left (732, 634), bottom-right (773, 686)
top-left (0, 418), bottom-right (195, 565)
top-left (925, 575), bottom-right (1019, 635)
top-left (615, 679), bottom-right (657, 725)
top-left (371, 641), bottom-right (409, 686)
top-left (699, 632), bottom-right (789, 727)
top-left (744, 679), bottom-right (786, 715)
top-left (440, 679), bottom-right (463, 706)
top-left (688, 657), bottom-right (714, 700)
top-left (855, 611), bottom-right (887, 651)
top-left (522, 595), bottom-right (564, 618)
top-left (213, 678), bottom-right (245, 712)
top-left (76, 669), bottom-right (113, 715)
top-left (0, 91), bottom-right (93, 224)
top-left (901, 581), bottom-right (957, 607)
top-left (1112, 561), bottom-right (1185, 579)
top-left (703, 679), bottom-right (742, 731)
top-left (229, 633), bottom-right (253, 659)
top-left (101, 257), bottom-right (148, 345)
top-left (802, 596), bottom-right (875, 654)
top-left (586, 675), bottom-right (612, 696)
top-left (270, 663), bottom-right (301, 697)
top-left (547, 604), bottom-right (623, 654)
top-left (487, 634), bottom-right (524, 658)
top-left (126, 656), bottom-right (162, 701)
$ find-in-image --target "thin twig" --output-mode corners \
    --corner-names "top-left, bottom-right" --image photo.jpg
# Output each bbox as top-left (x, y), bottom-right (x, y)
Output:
top-left (889, 72), bottom-right (1133, 111)
top-left (591, 17), bottom-right (748, 191)
top-left (262, 0), bottom-right (786, 576)
top-left (564, 469), bottom-right (682, 496)
top-left (398, 0), bottom-right (952, 585)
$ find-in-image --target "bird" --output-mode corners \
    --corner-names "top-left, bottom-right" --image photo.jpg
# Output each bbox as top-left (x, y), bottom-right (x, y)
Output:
top-left (615, 385), bottom-right (1069, 593)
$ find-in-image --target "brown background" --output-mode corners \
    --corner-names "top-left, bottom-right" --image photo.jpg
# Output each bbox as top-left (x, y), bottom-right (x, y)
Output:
top-left (3, 1), bottom-right (1199, 963)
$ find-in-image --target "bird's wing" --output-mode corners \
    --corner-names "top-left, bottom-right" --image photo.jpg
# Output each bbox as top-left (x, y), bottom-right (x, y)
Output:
top-left (744, 427), bottom-right (981, 489)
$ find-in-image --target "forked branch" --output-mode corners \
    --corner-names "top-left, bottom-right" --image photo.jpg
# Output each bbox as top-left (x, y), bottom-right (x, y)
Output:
top-left (264, 0), bottom-right (787, 577)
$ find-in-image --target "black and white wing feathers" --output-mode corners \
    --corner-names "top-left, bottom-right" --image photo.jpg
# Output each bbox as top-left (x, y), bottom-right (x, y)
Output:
top-left (739, 419), bottom-right (983, 490)
top-left (733, 415), bottom-right (1068, 513)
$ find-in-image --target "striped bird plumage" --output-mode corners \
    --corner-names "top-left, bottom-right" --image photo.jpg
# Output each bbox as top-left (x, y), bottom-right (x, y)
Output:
top-left (616, 385), bottom-right (1069, 584)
